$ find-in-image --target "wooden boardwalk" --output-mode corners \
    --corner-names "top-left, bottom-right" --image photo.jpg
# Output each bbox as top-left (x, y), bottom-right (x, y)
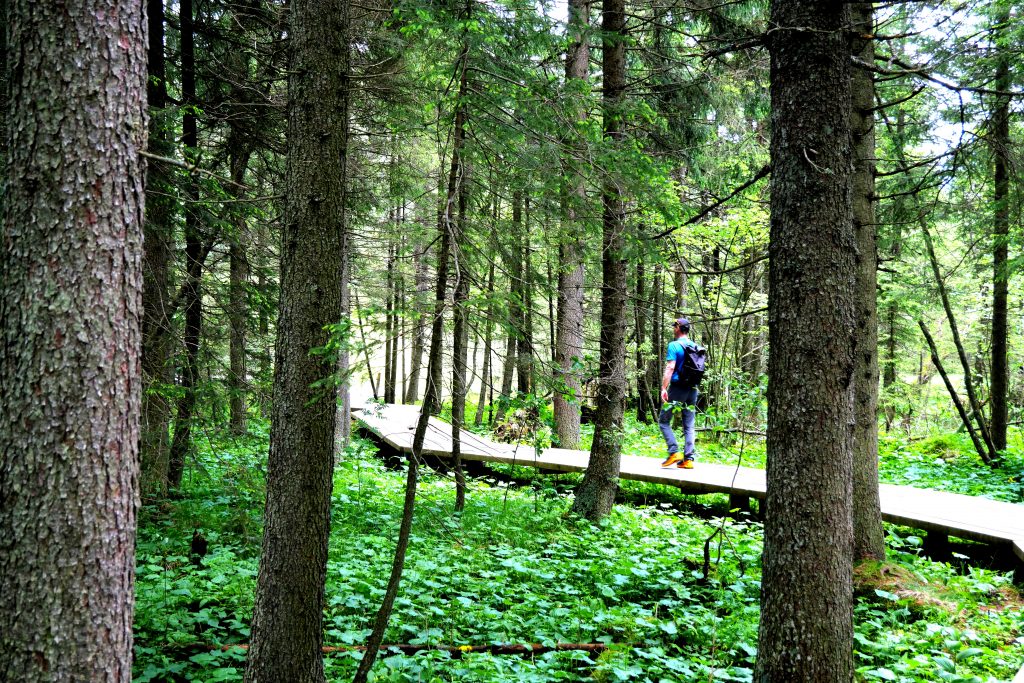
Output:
top-left (355, 403), bottom-right (1024, 566)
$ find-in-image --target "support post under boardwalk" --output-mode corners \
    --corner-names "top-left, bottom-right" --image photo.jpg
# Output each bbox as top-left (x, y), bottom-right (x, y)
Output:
top-left (728, 494), bottom-right (751, 515)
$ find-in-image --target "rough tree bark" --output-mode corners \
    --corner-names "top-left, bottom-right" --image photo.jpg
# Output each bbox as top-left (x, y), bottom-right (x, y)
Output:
top-left (0, 0), bottom-right (147, 679)
top-left (168, 0), bottom-right (201, 489)
top-left (243, 0), bottom-right (348, 679)
top-left (141, 0), bottom-right (176, 493)
top-left (571, 0), bottom-right (627, 522)
top-left (990, 3), bottom-right (1011, 453)
top-left (756, 2), bottom-right (857, 681)
top-left (850, 1), bottom-right (885, 561)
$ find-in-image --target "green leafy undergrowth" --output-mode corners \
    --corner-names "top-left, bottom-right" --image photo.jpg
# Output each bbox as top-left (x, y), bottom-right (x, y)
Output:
top-left (878, 433), bottom-right (1024, 502)
top-left (577, 415), bottom-right (1024, 502)
top-left (133, 431), bottom-right (1023, 682)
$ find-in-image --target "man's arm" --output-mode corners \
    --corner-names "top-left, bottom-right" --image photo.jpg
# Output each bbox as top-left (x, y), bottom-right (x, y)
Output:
top-left (661, 360), bottom-right (675, 402)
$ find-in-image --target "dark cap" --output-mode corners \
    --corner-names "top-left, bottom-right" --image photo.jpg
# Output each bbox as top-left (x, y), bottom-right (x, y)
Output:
top-left (674, 317), bottom-right (690, 332)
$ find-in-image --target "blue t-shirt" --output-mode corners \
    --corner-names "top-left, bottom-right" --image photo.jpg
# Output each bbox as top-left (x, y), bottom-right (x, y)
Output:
top-left (666, 337), bottom-right (697, 384)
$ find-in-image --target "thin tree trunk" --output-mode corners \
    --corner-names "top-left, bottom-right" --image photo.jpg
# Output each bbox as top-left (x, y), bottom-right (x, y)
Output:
top-left (522, 220), bottom-right (535, 393)
top-left (141, 0), bottom-right (176, 494)
top-left (228, 145), bottom-right (252, 436)
top-left (919, 321), bottom-right (990, 463)
top-left (449, 50), bottom-right (471, 512)
top-left (511, 190), bottom-right (530, 394)
top-left (881, 110), bottom-right (998, 465)
top-left (0, 0), bottom-right (146, 678)
top-left (244, 0), bottom-right (348, 679)
top-left (850, 1), bottom-right (884, 561)
top-left (257, 247), bottom-right (272, 416)
top-left (353, 92), bottom-right (458, 683)
top-left (647, 264), bottom-right (664, 421)
top-left (756, 2), bottom-right (856, 681)
top-left (384, 240), bottom-right (395, 404)
top-left (571, 0), bottom-right (627, 521)
top-left (881, 109), bottom-right (905, 431)
top-left (405, 240), bottom-right (429, 403)
top-left (495, 308), bottom-right (517, 422)
top-left (168, 0), bottom-right (201, 490)
top-left (673, 260), bottom-right (686, 314)
top-left (634, 258), bottom-right (651, 423)
top-left (353, 288), bottom-right (379, 400)
top-left (336, 234), bottom-right (352, 451)
top-left (547, 255), bottom-right (557, 365)
top-left (920, 222), bottom-right (998, 463)
top-left (990, 5), bottom-right (1011, 453)
top-left (388, 241), bottom-right (400, 403)
top-left (476, 262), bottom-right (495, 427)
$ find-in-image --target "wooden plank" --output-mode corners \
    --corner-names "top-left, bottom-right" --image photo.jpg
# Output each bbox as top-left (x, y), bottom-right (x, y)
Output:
top-left (355, 404), bottom-right (1024, 556)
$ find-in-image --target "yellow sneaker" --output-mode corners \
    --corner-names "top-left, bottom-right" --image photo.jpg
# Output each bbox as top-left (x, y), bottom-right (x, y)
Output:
top-left (679, 458), bottom-right (694, 470)
top-left (661, 452), bottom-right (684, 468)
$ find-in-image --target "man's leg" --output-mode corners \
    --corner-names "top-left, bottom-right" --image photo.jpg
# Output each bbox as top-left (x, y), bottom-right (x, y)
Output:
top-left (682, 387), bottom-right (698, 462)
top-left (659, 402), bottom-right (682, 467)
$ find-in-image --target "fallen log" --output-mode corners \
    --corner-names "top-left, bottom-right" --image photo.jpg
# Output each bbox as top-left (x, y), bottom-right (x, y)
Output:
top-left (168, 642), bottom-right (609, 659)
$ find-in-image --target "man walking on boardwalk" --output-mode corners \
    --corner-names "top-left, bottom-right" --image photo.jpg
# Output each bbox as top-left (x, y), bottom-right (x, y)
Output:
top-left (659, 318), bottom-right (704, 469)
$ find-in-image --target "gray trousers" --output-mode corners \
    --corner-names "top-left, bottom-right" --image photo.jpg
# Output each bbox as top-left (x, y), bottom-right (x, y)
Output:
top-left (658, 385), bottom-right (698, 458)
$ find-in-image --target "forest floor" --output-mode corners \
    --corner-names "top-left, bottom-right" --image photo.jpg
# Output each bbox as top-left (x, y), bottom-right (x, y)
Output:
top-left (134, 415), bottom-right (1024, 683)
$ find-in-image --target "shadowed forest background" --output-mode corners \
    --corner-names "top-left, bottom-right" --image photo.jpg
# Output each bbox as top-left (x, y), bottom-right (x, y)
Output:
top-left (1, 0), bottom-right (1024, 682)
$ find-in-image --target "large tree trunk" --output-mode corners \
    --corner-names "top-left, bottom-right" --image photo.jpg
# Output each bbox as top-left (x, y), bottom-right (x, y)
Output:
top-left (990, 5), bottom-right (1011, 453)
top-left (756, 2), bottom-right (856, 681)
top-left (571, 0), bottom-right (626, 522)
top-left (850, 2), bottom-right (885, 562)
top-left (141, 0), bottom-right (176, 494)
top-left (168, 0), bottom-right (201, 489)
top-left (243, 0), bottom-right (348, 679)
top-left (0, 0), bottom-right (146, 678)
